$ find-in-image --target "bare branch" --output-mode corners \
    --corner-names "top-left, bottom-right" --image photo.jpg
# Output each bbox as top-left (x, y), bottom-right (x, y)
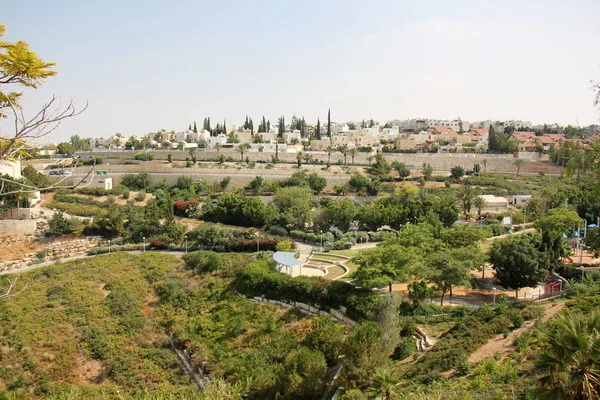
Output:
top-left (0, 277), bottom-right (28, 300)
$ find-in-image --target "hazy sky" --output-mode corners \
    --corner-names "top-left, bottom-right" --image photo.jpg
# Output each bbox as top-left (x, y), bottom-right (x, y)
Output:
top-left (2, 0), bottom-right (600, 142)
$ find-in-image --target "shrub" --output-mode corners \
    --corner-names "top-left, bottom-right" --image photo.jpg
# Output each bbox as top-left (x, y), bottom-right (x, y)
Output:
top-left (134, 152), bottom-right (154, 161)
top-left (391, 336), bottom-right (416, 361)
top-left (268, 225), bottom-right (288, 236)
top-left (122, 189), bottom-right (130, 199)
top-left (135, 190), bottom-right (146, 202)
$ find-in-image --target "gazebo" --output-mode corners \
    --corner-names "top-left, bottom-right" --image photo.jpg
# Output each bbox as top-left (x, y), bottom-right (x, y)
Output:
top-left (273, 251), bottom-right (305, 277)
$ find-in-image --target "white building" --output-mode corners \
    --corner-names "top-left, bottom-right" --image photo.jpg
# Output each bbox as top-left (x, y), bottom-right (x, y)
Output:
top-left (0, 159), bottom-right (22, 179)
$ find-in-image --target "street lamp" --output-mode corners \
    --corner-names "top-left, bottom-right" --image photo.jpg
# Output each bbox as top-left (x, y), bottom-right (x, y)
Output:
top-left (108, 240), bottom-right (111, 254)
top-left (185, 236), bottom-right (188, 254)
top-left (320, 230), bottom-right (323, 252)
top-left (143, 237), bottom-right (146, 253)
top-left (493, 287), bottom-right (497, 304)
top-left (256, 233), bottom-right (260, 254)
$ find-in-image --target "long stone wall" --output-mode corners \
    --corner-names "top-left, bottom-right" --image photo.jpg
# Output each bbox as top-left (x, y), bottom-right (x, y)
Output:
top-left (0, 220), bottom-right (37, 235)
top-left (79, 150), bottom-right (560, 175)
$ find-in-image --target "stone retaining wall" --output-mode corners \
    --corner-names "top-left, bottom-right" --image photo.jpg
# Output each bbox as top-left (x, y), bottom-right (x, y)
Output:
top-left (1, 237), bottom-right (101, 273)
top-left (250, 296), bottom-right (357, 326)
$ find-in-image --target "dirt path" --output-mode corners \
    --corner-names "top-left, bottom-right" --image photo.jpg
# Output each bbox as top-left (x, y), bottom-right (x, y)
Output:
top-left (468, 301), bottom-right (566, 364)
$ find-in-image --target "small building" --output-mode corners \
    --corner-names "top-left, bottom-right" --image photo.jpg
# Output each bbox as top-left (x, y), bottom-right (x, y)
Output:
top-left (74, 176), bottom-right (113, 190)
top-left (478, 195), bottom-right (509, 212)
top-left (273, 251), bottom-right (305, 277)
top-left (513, 195), bottom-right (532, 206)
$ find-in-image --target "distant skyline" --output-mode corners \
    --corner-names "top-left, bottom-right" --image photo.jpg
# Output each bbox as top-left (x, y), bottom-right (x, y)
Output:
top-left (2, 0), bottom-right (599, 142)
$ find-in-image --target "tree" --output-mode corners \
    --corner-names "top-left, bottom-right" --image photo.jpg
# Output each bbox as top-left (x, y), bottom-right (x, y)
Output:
top-left (70, 135), bottom-right (91, 151)
top-left (422, 163), bottom-right (433, 180)
top-left (534, 311), bottom-right (600, 399)
top-left (318, 199), bottom-right (358, 231)
top-left (473, 196), bottom-right (487, 218)
top-left (376, 292), bottom-right (402, 350)
top-left (583, 228), bottom-right (600, 257)
top-left (488, 234), bottom-right (549, 298)
top-left (367, 370), bottom-right (400, 400)
top-left (326, 145), bottom-right (334, 165)
top-left (482, 158), bottom-right (488, 172)
top-left (56, 142), bottom-right (75, 155)
top-left (214, 143), bottom-right (222, 160)
top-left (277, 115), bottom-right (285, 137)
top-left (514, 158), bottom-right (525, 177)
top-left (426, 247), bottom-right (481, 305)
top-left (369, 154), bottom-right (392, 177)
top-left (307, 173), bottom-right (327, 194)
top-left (408, 280), bottom-right (433, 306)
top-left (534, 208), bottom-right (584, 237)
top-left (450, 165), bottom-right (465, 179)
top-left (456, 185), bottom-right (477, 218)
top-left (391, 161), bottom-right (410, 181)
top-left (327, 108), bottom-right (331, 137)
top-left (236, 143), bottom-right (251, 161)
top-left (354, 246), bottom-right (418, 292)
top-left (315, 118), bottom-right (321, 140)
top-left (0, 25), bottom-right (86, 196)
top-left (339, 144), bottom-right (349, 164)
top-left (349, 147), bottom-right (358, 164)
top-left (340, 322), bottom-right (388, 389)
top-left (273, 186), bottom-right (312, 229)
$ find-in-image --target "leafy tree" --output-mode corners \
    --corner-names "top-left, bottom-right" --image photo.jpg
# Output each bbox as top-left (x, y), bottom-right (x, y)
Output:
top-left (340, 322), bottom-right (388, 389)
top-left (408, 280), bottom-right (433, 306)
top-left (70, 135), bottom-right (91, 151)
top-left (534, 208), bottom-right (583, 236)
top-left (583, 228), bottom-right (600, 257)
top-left (318, 199), bottom-right (358, 231)
top-left (303, 316), bottom-right (344, 366)
top-left (391, 161), bottom-right (410, 180)
top-left (488, 234), bottom-right (550, 298)
top-left (205, 193), bottom-right (276, 227)
top-left (426, 247), bottom-right (481, 305)
top-left (92, 203), bottom-right (125, 238)
top-left (339, 144), bottom-right (349, 164)
top-left (422, 163), bottom-right (433, 180)
top-left (167, 153), bottom-right (172, 163)
top-left (348, 173), bottom-right (370, 194)
top-left (56, 142), bottom-right (75, 155)
top-left (276, 239), bottom-right (294, 252)
top-left (450, 165), bottom-right (465, 179)
top-left (354, 246), bottom-right (419, 292)
top-left (369, 154), bottom-right (392, 177)
top-left (534, 311), bottom-right (600, 399)
top-left (120, 172), bottom-right (151, 190)
top-left (273, 186), bottom-right (312, 229)
top-left (307, 173), bottom-right (327, 194)
top-left (277, 347), bottom-right (328, 399)
top-left (248, 176), bottom-right (265, 195)
top-left (47, 211), bottom-right (71, 236)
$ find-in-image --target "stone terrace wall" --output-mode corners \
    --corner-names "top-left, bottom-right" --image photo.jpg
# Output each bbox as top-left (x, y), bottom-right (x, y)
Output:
top-left (249, 295), bottom-right (357, 326)
top-left (1, 237), bottom-right (101, 273)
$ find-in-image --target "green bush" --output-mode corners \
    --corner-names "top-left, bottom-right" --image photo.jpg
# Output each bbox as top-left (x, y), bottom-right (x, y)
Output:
top-left (391, 336), bottom-right (416, 361)
top-left (135, 190), bottom-right (146, 202)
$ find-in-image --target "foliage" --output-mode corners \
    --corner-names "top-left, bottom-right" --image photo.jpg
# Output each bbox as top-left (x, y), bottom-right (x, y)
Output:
top-left (488, 234), bottom-right (551, 297)
top-left (340, 322), bottom-right (388, 388)
top-left (56, 142), bottom-right (75, 155)
top-left (353, 246), bottom-right (419, 292)
top-left (204, 193), bottom-right (277, 227)
top-left (450, 165), bottom-right (465, 179)
top-left (272, 186), bottom-right (312, 229)
top-left (134, 152), bottom-right (154, 161)
top-left (533, 208), bottom-right (584, 236)
top-left (534, 311), bottom-right (600, 399)
top-left (47, 211), bottom-right (84, 236)
top-left (120, 172), bottom-right (151, 191)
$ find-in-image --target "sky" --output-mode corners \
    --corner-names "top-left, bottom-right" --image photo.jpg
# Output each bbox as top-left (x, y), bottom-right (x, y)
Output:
top-left (2, 0), bottom-right (600, 142)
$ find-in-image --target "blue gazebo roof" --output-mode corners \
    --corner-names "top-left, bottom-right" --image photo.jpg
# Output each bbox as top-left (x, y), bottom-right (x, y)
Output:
top-left (273, 251), bottom-right (304, 268)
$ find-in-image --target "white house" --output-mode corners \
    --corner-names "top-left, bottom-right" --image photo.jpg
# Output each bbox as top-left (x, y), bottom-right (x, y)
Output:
top-left (0, 159), bottom-right (21, 179)
top-left (478, 195), bottom-right (509, 212)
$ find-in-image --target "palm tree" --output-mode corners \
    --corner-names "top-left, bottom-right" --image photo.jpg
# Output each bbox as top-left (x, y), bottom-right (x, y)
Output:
top-left (214, 143), bottom-right (222, 160)
top-left (367, 370), bottom-right (400, 400)
top-left (456, 185), bottom-right (477, 219)
top-left (515, 159), bottom-right (525, 177)
top-left (339, 144), bottom-right (349, 165)
top-left (296, 151), bottom-right (303, 167)
top-left (473, 196), bottom-right (487, 218)
top-left (326, 145), bottom-right (334, 164)
top-left (482, 158), bottom-right (488, 173)
top-left (349, 147), bottom-right (358, 165)
top-left (367, 155), bottom-right (374, 166)
top-left (534, 311), bottom-right (600, 399)
top-left (237, 143), bottom-right (250, 161)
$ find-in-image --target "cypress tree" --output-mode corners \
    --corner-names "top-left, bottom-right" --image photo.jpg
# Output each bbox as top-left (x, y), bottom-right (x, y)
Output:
top-left (267, 120), bottom-right (270, 132)
top-left (223, 119), bottom-right (227, 135)
top-left (316, 118), bottom-right (321, 140)
top-left (193, 121), bottom-right (198, 133)
top-left (327, 108), bottom-right (331, 137)
top-left (488, 124), bottom-right (497, 152)
top-left (188, 123), bottom-right (192, 131)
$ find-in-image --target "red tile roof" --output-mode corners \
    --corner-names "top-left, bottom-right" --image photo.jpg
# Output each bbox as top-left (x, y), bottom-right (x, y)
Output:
top-left (469, 128), bottom-right (489, 136)
top-left (427, 126), bottom-right (456, 134)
